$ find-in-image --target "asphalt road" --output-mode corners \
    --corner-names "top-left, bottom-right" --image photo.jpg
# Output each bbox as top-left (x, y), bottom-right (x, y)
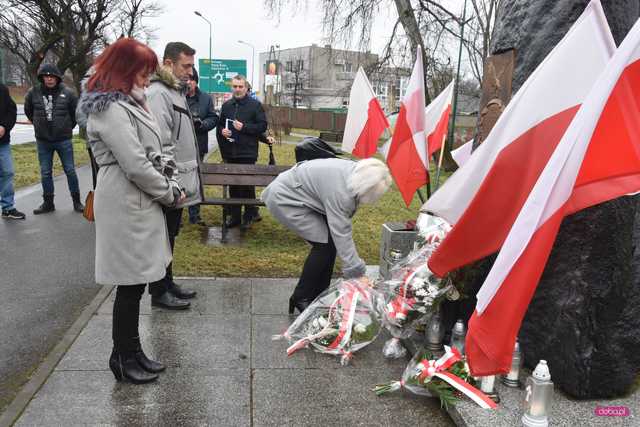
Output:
top-left (12, 104), bottom-right (79, 145)
top-left (0, 166), bottom-right (98, 413)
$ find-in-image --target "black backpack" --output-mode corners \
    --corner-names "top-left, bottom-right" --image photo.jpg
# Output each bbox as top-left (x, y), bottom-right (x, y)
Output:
top-left (294, 137), bottom-right (342, 162)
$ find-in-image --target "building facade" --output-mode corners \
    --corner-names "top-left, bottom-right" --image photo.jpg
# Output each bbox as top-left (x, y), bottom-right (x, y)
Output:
top-left (259, 45), bottom-right (409, 111)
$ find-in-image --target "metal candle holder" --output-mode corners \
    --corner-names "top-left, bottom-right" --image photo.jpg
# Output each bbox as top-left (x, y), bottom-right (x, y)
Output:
top-left (479, 375), bottom-right (501, 403)
top-left (502, 340), bottom-right (522, 388)
top-left (425, 311), bottom-right (445, 357)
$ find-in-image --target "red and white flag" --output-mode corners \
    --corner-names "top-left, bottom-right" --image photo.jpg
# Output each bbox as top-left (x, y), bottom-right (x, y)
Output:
top-left (466, 13), bottom-right (640, 376)
top-left (424, 0), bottom-right (616, 276)
top-left (426, 80), bottom-right (454, 159)
top-left (342, 67), bottom-right (390, 158)
top-left (385, 48), bottom-right (428, 206)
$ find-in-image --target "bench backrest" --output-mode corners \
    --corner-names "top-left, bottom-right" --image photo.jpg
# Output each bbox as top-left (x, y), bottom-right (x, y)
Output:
top-left (200, 163), bottom-right (291, 187)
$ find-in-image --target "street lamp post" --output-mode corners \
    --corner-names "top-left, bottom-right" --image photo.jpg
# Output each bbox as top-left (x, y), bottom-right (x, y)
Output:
top-left (238, 40), bottom-right (255, 87)
top-left (194, 11), bottom-right (212, 93)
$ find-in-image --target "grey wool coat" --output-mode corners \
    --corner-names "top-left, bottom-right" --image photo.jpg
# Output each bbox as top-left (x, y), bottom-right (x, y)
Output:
top-left (147, 66), bottom-right (203, 208)
top-left (81, 91), bottom-right (180, 286)
top-left (261, 158), bottom-right (367, 278)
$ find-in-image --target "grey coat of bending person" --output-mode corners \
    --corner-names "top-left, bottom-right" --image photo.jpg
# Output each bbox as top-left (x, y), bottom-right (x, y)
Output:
top-left (262, 158), bottom-right (373, 278)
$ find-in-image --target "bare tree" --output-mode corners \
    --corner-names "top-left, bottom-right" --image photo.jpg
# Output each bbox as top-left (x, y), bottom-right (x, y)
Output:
top-left (265, 0), bottom-right (498, 92)
top-left (113, 0), bottom-right (163, 41)
top-left (282, 56), bottom-right (309, 108)
top-left (0, 0), bottom-right (162, 90)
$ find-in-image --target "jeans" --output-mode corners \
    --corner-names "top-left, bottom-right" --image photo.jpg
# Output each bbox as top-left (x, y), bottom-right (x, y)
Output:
top-left (36, 139), bottom-right (80, 195)
top-left (0, 143), bottom-right (15, 211)
top-left (293, 225), bottom-right (337, 301)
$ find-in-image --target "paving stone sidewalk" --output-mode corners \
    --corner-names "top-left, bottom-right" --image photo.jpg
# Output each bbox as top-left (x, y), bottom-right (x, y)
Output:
top-left (14, 278), bottom-right (454, 427)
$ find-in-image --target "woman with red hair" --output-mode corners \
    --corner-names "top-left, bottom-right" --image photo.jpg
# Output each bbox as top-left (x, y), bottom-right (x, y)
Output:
top-left (80, 38), bottom-right (183, 384)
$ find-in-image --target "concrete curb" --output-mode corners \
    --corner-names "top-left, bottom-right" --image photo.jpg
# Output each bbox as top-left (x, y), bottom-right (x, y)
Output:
top-left (0, 285), bottom-right (113, 427)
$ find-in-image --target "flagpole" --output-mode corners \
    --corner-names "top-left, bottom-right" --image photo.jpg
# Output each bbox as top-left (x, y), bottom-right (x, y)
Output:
top-left (437, 0), bottom-right (467, 192)
top-left (434, 133), bottom-right (448, 186)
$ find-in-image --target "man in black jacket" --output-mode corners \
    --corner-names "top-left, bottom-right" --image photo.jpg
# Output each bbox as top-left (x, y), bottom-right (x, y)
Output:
top-left (0, 82), bottom-right (25, 219)
top-left (186, 68), bottom-right (218, 225)
top-left (24, 63), bottom-right (83, 214)
top-left (216, 74), bottom-right (267, 230)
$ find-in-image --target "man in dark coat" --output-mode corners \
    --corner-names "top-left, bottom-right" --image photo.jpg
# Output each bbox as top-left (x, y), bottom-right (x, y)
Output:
top-left (216, 74), bottom-right (268, 230)
top-left (0, 82), bottom-right (25, 219)
top-left (24, 63), bottom-right (83, 214)
top-left (186, 68), bottom-right (218, 225)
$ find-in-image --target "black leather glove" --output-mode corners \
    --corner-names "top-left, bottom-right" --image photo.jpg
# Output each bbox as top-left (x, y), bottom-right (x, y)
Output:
top-left (193, 118), bottom-right (203, 130)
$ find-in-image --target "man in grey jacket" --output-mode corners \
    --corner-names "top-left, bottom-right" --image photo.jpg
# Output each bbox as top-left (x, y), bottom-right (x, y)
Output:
top-left (147, 41), bottom-right (203, 310)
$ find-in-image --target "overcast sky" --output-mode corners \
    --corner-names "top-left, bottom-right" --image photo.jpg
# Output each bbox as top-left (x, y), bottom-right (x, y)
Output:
top-left (148, 0), bottom-right (412, 84)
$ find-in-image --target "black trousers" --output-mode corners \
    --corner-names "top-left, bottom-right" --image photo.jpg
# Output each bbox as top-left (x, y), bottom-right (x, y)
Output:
top-left (149, 208), bottom-right (183, 296)
top-left (224, 158), bottom-right (258, 220)
top-left (112, 281), bottom-right (162, 352)
top-left (293, 230), bottom-right (337, 301)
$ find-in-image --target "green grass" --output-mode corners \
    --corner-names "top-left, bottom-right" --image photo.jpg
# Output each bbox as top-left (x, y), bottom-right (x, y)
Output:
top-left (291, 128), bottom-right (320, 137)
top-left (12, 137), bottom-right (90, 189)
top-left (173, 141), bottom-right (428, 277)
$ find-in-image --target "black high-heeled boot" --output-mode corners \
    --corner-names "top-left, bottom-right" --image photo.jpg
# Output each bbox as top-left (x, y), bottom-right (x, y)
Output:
top-left (288, 296), bottom-right (312, 314)
top-left (109, 349), bottom-right (159, 384)
top-left (133, 337), bottom-right (165, 373)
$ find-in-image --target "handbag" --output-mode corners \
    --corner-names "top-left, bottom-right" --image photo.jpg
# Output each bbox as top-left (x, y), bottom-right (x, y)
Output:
top-left (83, 190), bottom-right (95, 222)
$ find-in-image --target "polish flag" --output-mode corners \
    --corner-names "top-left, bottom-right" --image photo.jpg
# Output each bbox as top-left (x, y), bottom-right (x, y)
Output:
top-left (424, 0), bottom-right (616, 276)
top-left (451, 139), bottom-right (474, 168)
top-left (342, 67), bottom-right (390, 158)
top-left (385, 47), bottom-right (428, 206)
top-left (426, 80), bottom-right (454, 159)
top-left (467, 14), bottom-right (640, 376)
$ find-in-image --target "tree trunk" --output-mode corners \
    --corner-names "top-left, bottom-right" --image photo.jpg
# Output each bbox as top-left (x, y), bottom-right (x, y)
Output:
top-left (484, 0), bottom-right (640, 399)
top-left (393, 0), bottom-right (431, 102)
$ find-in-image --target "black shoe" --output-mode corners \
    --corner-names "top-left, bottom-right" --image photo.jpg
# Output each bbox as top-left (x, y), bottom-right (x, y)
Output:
top-left (168, 281), bottom-right (197, 299)
top-left (133, 337), bottom-right (165, 373)
top-left (109, 350), bottom-right (158, 384)
top-left (252, 213), bottom-right (262, 222)
top-left (189, 216), bottom-right (206, 226)
top-left (2, 208), bottom-right (26, 220)
top-left (71, 192), bottom-right (84, 213)
top-left (225, 218), bottom-right (241, 228)
top-left (288, 296), bottom-right (312, 315)
top-left (151, 292), bottom-right (191, 310)
top-left (33, 195), bottom-right (55, 215)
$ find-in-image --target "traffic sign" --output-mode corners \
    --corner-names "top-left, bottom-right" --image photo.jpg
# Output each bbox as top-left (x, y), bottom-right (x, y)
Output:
top-left (198, 59), bottom-right (247, 93)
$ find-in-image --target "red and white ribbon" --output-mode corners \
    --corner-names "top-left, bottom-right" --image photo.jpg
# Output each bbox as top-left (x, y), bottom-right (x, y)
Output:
top-left (286, 280), bottom-right (372, 359)
top-left (416, 346), bottom-right (497, 409)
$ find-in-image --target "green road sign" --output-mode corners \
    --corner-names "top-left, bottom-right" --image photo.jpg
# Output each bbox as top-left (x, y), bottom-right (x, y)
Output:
top-left (198, 59), bottom-right (247, 93)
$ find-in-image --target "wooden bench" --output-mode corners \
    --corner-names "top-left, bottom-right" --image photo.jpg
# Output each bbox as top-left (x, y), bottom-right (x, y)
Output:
top-left (199, 163), bottom-right (291, 242)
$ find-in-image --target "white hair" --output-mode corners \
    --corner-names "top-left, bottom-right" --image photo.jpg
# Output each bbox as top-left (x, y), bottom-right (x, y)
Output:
top-left (348, 158), bottom-right (392, 205)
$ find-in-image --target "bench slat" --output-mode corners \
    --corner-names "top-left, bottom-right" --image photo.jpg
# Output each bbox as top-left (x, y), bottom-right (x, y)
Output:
top-left (201, 198), bottom-right (265, 206)
top-left (200, 163), bottom-right (290, 175)
top-left (201, 175), bottom-right (278, 186)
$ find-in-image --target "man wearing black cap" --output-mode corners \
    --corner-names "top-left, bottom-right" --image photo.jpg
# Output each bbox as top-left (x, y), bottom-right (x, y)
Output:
top-left (24, 63), bottom-right (83, 214)
top-left (186, 68), bottom-right (218, 225)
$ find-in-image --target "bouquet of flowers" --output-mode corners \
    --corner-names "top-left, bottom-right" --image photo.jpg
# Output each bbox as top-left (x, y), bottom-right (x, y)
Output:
top-left (376, 214), bottom-right (457, 359)
top-left (378, 265), bottom-right (454, 358)
top-left (374, 346), bottom-right (497, 410)
top-left (413, 211), bottom-right (452, 250)
top-left (274, 278), bottom-right (381, 365)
